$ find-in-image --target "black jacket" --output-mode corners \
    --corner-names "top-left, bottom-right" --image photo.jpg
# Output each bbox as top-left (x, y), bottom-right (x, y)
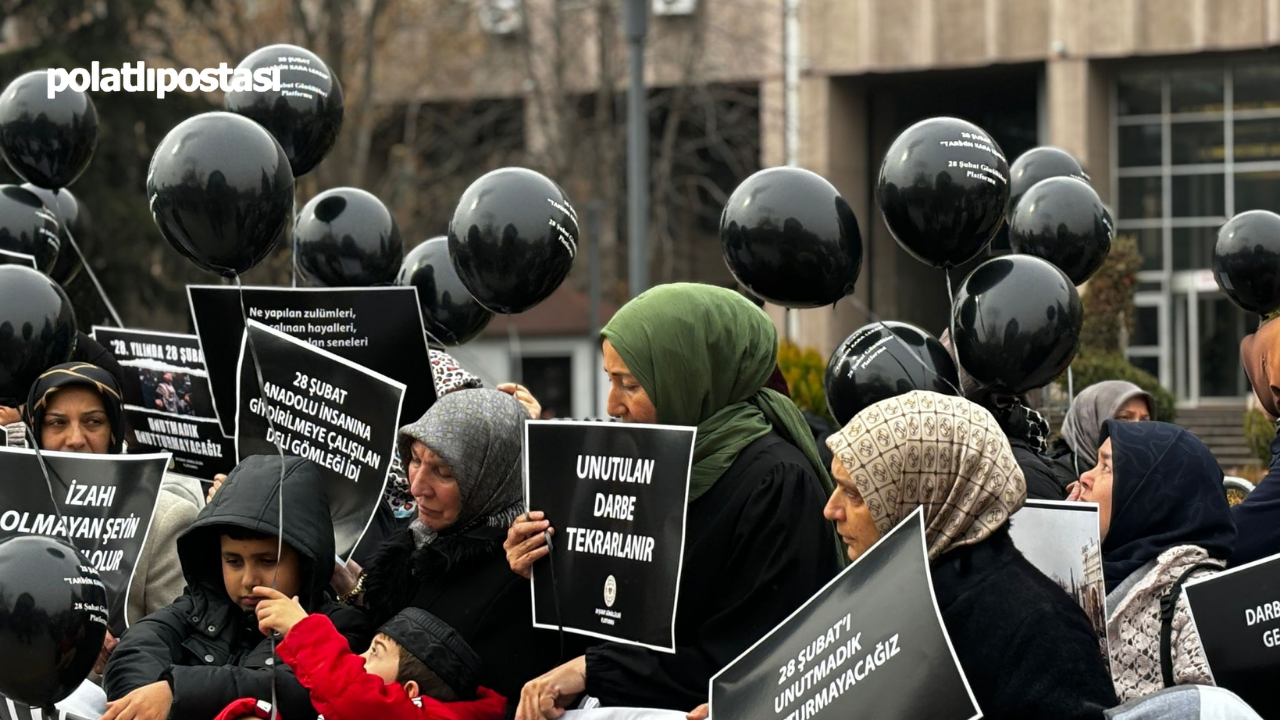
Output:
top-left (1049, 438), bottom-right (1085, 493)
top-left (583, 433), bottom-right (841, 710)
top-left (932, 526), bottom-right (1117, 720)
top-left (1231, 429), bottom-right (1280, 566)
top-left (363, 522), bottom-right (571, 706)
top-left (104, 455), bottom-right (371, 720)
top-left (1011, 438), bottom-right (1070, 501)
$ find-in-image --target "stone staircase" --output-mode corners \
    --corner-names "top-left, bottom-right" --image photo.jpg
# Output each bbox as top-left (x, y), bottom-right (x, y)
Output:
top-left (1177, 406), bottom-right (1259, 471)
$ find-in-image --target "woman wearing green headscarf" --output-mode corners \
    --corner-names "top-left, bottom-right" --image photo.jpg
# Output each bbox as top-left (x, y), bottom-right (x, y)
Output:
top-left (506, 283), bottom-right (841, 718)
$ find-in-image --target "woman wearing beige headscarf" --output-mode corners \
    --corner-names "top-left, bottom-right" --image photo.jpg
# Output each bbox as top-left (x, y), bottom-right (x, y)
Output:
top-left (823, 390), bottom-right (1116, 720)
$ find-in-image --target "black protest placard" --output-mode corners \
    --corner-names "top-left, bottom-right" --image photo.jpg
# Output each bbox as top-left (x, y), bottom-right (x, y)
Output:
top-left (91, 326), bottom-right (236, 479)
top-left (710, 509), bottom-right (979, 720)
top-left (236, 320), bottom-right (406, 560)
top-left (1008, 500), bottom-right (1108, 665)
top-left (0, 250), bottom-right (36, 268)
top-left (188, 285), bottom-right (435, 437)
top-left (525, 421), bottom-right (694, 652)
top-left (1185, 553), bottom-right (1280, 719)
top-left (0, 447), bottom-right (169, 635)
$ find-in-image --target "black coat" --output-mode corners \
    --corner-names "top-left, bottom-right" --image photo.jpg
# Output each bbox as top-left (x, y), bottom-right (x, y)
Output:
top-left (104, 456), bottom-right (372, 720)
top-left (1048, 438), bottom-right (1085, 492)
top-left (362, 523), bottom-right (571, 706)
top-left (1231, 429), bottom-right (1280, 566)
top-left (1011, 438), bottom-right (1070, 500)
top-left (932, 526), bottom-right (1117, 720)
top-left (583, 433), bottom-right (841, 711)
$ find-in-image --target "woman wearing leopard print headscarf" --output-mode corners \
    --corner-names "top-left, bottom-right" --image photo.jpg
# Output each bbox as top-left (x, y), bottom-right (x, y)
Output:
top-left (824, 390), bottom-right (1116, 720)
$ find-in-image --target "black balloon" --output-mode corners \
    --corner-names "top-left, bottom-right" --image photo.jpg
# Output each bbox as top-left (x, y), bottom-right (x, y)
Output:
top-left (0, 71), bottom-right (98, 190)
top-left (878, 117), bottom-right (1010, 268)
top-left (226, 45), bottom-right (344, 177)
top-left (1214, 210), bottom-right (1280, 315)
top-left (0, 265), bottom-right (77, 403)
top-left (1009, 176), bottom-right (1112, 285)
top-left (1008, 146), bottom-right (1088, 213)
top-left (147, 112), bottom-right (295, 276)
top-left (21, 184), bottom-right (85, 285)
top-left (0, 536), bottom-right (107, 707)
top-left (825, 321), bottom-right (959, 426)
top-left (448, 168), bottom-right (578, 314)
top-left (397, 236), bottom-right (494, 345)
top-left (0, 185), bottom-right (60, 274)
top-left (296, 188), bottom-right (404, 287)
top-left (720, 167), bottom-right (862, 308)
top-left (952, 255), bottom-right (1083, 395)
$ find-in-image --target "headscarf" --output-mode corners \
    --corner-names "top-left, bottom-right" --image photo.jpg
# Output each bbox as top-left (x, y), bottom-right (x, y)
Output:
top-left (21, 362), bottom-right (124, 453)
top-left (1100, 420), bottom-right (1236, 592)
top-left (826, 390), bottom-right (1027, 561)
top-left (429, 349), bottom-right (484, 397)
top-left (385, 350), bottom-right (486, 518)
top-left (938, 329), bottom-right (1048, 451)
top-left (600, 283), bottom-right (831, 502)
top-left (396, 389), bottom-right (525, 546)
top-left (1060, 381), bottom-right (1155, 469)
top-left (1241, 316), bottom-right (1280, 419)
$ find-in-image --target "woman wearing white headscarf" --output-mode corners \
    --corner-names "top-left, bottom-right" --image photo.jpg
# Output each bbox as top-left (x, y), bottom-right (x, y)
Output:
top-left (823, 390), bottom-right (1117, 720)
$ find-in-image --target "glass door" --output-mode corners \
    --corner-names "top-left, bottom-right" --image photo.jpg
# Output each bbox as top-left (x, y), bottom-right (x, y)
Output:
top-left (1170, 272), bottom-right (1256, 404)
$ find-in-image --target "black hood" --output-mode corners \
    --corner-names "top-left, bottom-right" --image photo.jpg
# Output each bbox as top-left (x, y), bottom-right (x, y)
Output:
top-left (177, 455), bottom-right (334, 609)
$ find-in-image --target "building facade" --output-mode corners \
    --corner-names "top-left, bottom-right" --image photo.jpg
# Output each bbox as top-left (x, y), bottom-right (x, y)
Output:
top-left (784, 0), bottom-right (1280, 407)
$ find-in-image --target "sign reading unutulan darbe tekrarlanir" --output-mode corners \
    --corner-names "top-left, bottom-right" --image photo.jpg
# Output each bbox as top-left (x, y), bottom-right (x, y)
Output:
top-left (525, 420), bottom-right (695, 652)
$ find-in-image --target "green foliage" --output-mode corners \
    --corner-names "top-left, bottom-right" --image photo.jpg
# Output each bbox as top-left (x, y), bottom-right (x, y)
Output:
top-left (1080, 235), bottom-right (1143, 355)
top-left (1056, 232), bottom-right (1178, 420)
top-left (1244, 406), bottom-right (1275, 465)
top-left (778, 341), bottom-right (832, 422)
top-left (1065, 352), bottom-right (1177, 423)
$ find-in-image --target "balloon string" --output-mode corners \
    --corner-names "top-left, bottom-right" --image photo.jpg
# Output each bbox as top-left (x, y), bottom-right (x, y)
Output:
top-left (1068, 365), bottom-right (1079, 478)
top-left (63, 225), bottom-right (123, 327)
top-left (944, 268), bottom-right (969, 394)
top-left (231, 273), bottom-right (286, 720)
top-left (291, 234), bottom-right (298, 289)
top-left (843, 293), bottom-right (963, 399)
top-left (21, 425), bottom-right (76, 551)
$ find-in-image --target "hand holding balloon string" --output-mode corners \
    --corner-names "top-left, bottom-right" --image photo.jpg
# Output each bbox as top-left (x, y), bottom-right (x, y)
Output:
top-left (254, 587), bottom-right (308, 637)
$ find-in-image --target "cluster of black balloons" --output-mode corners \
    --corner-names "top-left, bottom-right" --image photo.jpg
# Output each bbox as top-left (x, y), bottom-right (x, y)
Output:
top-left (0, 69), bottom-right (100, 404)
top-left (141, 44), bottom-right (578, 341)
top-left (813, 122), bottom-right (1106, 420)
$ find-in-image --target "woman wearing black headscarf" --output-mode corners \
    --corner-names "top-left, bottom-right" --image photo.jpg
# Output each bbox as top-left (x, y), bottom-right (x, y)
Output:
top-left (1070, 420), bottom-right (1236, 702)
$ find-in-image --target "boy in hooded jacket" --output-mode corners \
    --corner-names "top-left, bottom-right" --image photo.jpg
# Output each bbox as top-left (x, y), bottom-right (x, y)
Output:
top-left (213, 595), bottom-right (506, 720)
top-left (102, 455), bottom-right (371, 720)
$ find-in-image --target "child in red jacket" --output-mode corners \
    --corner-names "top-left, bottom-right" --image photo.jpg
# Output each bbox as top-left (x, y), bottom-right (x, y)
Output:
top-left (214, 587), bottom-right (506, 720)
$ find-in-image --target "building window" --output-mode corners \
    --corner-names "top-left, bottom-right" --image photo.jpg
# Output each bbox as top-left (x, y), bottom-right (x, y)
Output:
top-left (1113, 60), bottom-right (1277, 401)
top-left (521, 356), bottom-right (573, 419)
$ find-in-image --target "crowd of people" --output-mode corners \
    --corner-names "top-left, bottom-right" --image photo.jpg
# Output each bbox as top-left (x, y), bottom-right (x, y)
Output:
top-left (3, 282), bottom-right (1278, 720)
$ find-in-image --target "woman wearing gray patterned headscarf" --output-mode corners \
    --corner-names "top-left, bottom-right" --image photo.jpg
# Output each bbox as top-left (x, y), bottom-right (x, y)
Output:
top-left (1050, 381), bottom-right (1153, 485)
top-left (357, 389), bottom-right (565, 705)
